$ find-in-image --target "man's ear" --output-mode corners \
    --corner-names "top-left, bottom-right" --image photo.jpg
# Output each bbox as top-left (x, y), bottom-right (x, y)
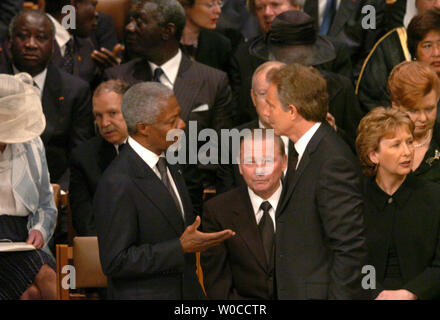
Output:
top-left (287, 104), bottom-right (298, 120)
top-left (161, 23), bottom-right (176, 41)
top-left (251, 89), bottom-right (257, 107)
top-left (136, 122), bottom-right (149, 136)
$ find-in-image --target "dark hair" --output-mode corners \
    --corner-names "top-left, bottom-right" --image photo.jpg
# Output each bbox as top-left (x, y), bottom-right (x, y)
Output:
top-left (407, 9), bottom-right (440, 58)
top-left (9, 10), bottom-right (55, 39)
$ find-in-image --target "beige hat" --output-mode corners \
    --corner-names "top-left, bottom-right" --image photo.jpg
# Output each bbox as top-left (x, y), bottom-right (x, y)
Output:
top-left (0, 73), bottom-right (46, 143)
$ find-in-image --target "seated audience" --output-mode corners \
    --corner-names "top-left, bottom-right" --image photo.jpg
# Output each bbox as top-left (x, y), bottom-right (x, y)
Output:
top-left (69, 80), bottom-right (129, 236)
top-left (356, 7), bottom-right (440, 113)
top-left (388, 61), bottom-right (440, 183)
top-left (178, 0), bottom-right (233, 75)
top-left (356, 106), bottom-right (440, 300)
top-left (1, 9), bottom-right (94, 190)
top-left (202, 129), bottom-right (285, 299)
top-left (0, 73), bottom-right (57, 300)
top-left (93, 82), bottom-right (234, 299)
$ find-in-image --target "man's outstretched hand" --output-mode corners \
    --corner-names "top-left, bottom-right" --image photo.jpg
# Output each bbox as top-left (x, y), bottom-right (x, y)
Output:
top-left (180, 216), bottom-right (235, 253)
top-left (91, 44), bottom-right (125, 69)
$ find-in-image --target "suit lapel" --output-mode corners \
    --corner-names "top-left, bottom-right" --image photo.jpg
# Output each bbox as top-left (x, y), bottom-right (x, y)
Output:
top-left (125, 145), bottom-right (185, 235)
top-left (98, 136), bottom-right (117, 172)
top-left (174, 54), bottom-right (204, 122)
top-left (231, 187), bottom-right (268, 271)
top-left (40, 64), bottom-right (62, 145)
top-left (168, 164), bottom-right (194, 227)
top-left (277, 124), bottom-right (330, 217)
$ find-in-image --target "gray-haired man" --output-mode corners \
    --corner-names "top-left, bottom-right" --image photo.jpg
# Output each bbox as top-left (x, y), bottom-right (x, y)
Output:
top-left (93, 82), bottom-right (234, 300)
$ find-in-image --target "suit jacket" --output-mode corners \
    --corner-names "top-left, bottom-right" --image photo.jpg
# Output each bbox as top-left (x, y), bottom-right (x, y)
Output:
top-left (51, 36), bottom-right (100, 88)
top-left (0, 59), bottom-right (95, 187)
top-left (93, 143), bottom-right (205, 299)
top-left (69, 135), bottom-right (118, 236)
top-left (304, 0), bottom-right (386, 76)
top-left (90, 12), bottom-right (119, 51)
top-left (363, 175), bottom-right (440, 299)
top-left (275, 123), bottom-right (369, 299)
top-left (201, 185), bottom-right (275, 299)
top-left (104, 53), bottom-right (234, 214)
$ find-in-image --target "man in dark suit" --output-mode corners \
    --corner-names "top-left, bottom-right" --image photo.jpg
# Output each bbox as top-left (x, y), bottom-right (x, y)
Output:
top-left (264, 63), bottom-right (369, 299)
top-left (2, 10), bottom-right (94, 189)
top-left (69, 80), bottom-right (129, 236)
top-left (104, 0), bottom-right (234, 214)
top-left (202, 129), bottom-right (286, 299)
top-left (93, 82), bottom-right (234, 299)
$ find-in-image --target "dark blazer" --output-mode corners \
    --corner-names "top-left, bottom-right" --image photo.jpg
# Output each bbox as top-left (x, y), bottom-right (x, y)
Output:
top-left (0, 59), bottom-right (94, 187)
top-left (93, 143), bottom-right (205, 299)
top-left (201, 185), bottom-right (276, 299)
top-left (275, 123), bottom-right (369, 300)
top-left (363, 175), bottom-right (440, 299)
top-left (51, 36), bottom-right (100, 88)
top-left (69, 135), bottom-right (118, 236)
top-left (104, 53), bottom-right (234, 214)
top-left (304, 0), bottom-right (386, 75)
top-left (90, 12), bottom-right (119, 51)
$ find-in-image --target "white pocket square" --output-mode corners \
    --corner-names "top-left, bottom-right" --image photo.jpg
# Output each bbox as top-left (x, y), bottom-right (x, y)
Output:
top-left (192, 104), bottom-right (209, 112)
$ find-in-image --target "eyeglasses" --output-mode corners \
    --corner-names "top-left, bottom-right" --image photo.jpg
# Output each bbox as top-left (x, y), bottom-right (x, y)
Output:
top-left (198, 0), bottom-right (224, 9)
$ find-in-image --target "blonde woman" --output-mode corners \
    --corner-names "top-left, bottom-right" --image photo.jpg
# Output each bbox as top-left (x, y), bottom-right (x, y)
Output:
top-left (356, 107), bottom-right (440, 300)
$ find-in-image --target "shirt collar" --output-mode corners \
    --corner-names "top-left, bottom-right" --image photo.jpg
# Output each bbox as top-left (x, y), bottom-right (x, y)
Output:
top-left (247, 182), bottom-right (283, 216)
top-left (47, 14), bottom-right (72, 51)
top-left (294, 122), bottom-right (321, 166)
top-left (113, 137), bottom-right (128, 154)
top-left (148, 49), bottom-right (182, 88)
top-left (128, 136), bottom-right (164, 169)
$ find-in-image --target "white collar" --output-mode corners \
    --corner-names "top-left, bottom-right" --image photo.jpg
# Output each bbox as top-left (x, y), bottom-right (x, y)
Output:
top-left (12, 65), bottom-right (47, 97)
top-left (148, 49), bottom-right (182, 89)
top-left (47, 14), bottom-right (72, 53)
top-left (294, 122), bottom-right (321, 167)
top-left (127, 136), bottom-right (164, 169)
top-left (248, 182), bottom-right (282, 216)
top-left (113, 137), bottom-right (128, 154)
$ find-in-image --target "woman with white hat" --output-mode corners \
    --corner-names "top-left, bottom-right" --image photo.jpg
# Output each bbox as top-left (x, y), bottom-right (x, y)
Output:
top-left (0, 73), bottom-right (57, 300)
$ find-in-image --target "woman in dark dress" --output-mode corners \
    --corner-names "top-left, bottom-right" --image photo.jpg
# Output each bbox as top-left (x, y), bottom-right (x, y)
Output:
top-left (356, 107), bottom-right (440, 300)
top-left (388, 60), bottom-right (440, 183)
top-left (177, 0), bottom-right (233, 73)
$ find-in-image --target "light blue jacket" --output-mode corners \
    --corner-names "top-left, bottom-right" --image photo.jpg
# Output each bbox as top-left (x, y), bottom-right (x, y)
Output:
top-left (10, 137), bottom-right (57, 245)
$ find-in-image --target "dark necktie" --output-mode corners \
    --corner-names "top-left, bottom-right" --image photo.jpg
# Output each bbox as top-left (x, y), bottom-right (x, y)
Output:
top-left (117, 143), bottom-right (125, 153)
top-left (63, 38), bottom-right (74, 74)
top-left (153, 67), bottom-right (164, 83)
top-left (156, 157), bottom-right (184, 221)
top-left (258, 201), bottom-right (274, 268)
top-left (320, 0), bottom-right (336, 35)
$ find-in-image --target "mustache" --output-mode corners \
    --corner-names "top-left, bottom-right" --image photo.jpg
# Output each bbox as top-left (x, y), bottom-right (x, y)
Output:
top-left (101, 125), bottom-right (118, 134)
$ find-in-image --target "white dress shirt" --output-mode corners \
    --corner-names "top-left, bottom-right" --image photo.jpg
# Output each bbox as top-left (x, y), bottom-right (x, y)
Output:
top-left (148, 49), bottom-right (182, 89)
top-left (404, 0), bottom-right (417, 28)
top-left (248, 182), bottom-right (282, 232)
top-left (318, 0), bottom-right (341, 27)
top-left (128, 137), bottom-right (185, 218)
top-left (294, 122), bottom-right (321, 169)
top-left (47, 14), bottom-right (73, 57)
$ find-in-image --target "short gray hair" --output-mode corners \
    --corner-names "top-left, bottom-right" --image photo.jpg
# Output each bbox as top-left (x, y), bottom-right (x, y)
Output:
top-left (252, 61), bottom-right (286, 90)
top-left (139, 0), bottom-right (186, 40)
top-left (122, 82), bottom-right (175, 135)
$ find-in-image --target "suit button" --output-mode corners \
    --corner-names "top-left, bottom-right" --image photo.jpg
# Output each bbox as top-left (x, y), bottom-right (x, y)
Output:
top-left (388, 198), bottom-right (393, 204)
